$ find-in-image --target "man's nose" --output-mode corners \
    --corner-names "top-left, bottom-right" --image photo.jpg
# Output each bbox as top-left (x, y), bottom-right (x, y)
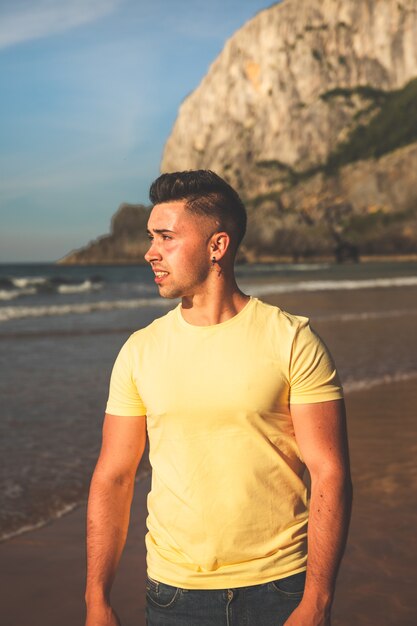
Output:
top-left (144, 240), bottom-right (161, 263)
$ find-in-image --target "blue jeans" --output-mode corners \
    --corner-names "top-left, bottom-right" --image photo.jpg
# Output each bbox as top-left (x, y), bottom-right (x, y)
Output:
top-left (145, 571), bottom-right (305, 625)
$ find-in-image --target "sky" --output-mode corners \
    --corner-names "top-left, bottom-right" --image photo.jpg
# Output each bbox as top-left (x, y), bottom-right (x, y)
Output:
top-left (0, 0), bottom-right (275, 263)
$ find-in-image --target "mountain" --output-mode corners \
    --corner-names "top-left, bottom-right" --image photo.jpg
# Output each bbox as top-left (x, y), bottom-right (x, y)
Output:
top-left (59, 203), bottom-right (150, 265)
top-left (60, 0), bottom-right (417, 264)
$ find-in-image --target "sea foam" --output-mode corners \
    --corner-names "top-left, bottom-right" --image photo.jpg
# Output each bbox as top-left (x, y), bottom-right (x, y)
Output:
top-left (0, 297), bottom-right (172, 322)
top-left (344, 370), bottom-right (417, 392)
top-left (1, 275), bottom-right (416, 322)
top-left (248, 275), bottom-right (417, 296)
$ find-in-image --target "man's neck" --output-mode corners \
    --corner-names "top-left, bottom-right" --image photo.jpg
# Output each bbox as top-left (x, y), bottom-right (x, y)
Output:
top-left (180, 279), bottom-right (250, 327)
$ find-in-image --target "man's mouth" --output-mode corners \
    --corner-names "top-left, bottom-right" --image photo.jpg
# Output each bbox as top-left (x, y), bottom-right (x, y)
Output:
top-left (153, 270), bottom-right (169, 284)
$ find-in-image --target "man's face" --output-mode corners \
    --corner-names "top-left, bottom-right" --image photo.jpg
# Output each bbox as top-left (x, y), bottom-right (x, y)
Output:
top-left (144, 201), bottom-right (216, 299)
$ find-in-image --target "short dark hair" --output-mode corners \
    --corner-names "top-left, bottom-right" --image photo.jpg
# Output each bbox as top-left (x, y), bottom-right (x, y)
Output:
top-left (149, 170), bottom-right (247, 250)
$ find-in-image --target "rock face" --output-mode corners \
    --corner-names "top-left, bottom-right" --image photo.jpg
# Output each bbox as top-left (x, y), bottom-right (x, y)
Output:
top-left (244, 142), bottom-right (417, 261)
top-left (162, 0), bottom-right (417, 190)
top-left (59, 203), bottom-right (150, 265)
top-left (61, 0), bottom-right (417, 264)
top-left (161, 0), bottom-right (417, 260)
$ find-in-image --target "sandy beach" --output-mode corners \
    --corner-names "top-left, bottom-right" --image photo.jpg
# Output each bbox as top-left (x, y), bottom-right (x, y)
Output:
top-left (1, 378), bottom-right (416, 626)
top-left (333, 380), bottom-right (417, 626)
top-left (0, 471), bottom-right (151, 626)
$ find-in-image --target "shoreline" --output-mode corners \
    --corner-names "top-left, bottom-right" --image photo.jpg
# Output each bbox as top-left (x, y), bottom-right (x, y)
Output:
top-left (1, 379), bottom-right (416, 626)
top-left (0, 464), bottom-right (152, 546)
top-left (55, 255), bottom-right (417, 266)
top-left (0, 473), bottom-right (151, 626)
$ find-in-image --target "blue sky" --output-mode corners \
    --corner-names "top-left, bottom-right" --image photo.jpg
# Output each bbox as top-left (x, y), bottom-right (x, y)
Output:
top-left (0, 0), bottom-right (275, 262)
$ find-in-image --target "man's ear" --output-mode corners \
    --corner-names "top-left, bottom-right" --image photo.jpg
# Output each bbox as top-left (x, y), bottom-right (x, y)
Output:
top-left (210, 232), bottom-right (230, 259)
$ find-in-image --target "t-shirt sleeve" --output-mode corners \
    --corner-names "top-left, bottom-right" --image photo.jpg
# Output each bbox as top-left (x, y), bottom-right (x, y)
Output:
top-left (105, 336), bottom-right (147, 416)
top-left (289, 318), bottom-right (343, 404)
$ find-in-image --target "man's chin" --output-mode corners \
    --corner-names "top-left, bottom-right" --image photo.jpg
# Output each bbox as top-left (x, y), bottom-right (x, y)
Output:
top-left (157, 285), bottom-right (181, 299)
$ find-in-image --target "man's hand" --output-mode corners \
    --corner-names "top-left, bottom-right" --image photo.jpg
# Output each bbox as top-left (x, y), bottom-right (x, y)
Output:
top-left (283, 598), bottom-right (331, 626)
top-left (85, 602), bottom-right (122, 626)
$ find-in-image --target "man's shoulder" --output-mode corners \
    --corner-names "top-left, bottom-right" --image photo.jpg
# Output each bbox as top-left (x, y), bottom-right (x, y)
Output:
top-left (253, 297), bottom-right (309, 331)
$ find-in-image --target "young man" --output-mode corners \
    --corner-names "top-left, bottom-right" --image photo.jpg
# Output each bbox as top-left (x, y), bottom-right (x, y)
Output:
top-left (85, 170), bottom-right (352, 626)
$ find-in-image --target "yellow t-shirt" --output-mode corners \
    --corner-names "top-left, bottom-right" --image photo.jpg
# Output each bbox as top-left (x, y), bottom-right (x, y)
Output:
top-left (106, 297), bottom-right (343, 589)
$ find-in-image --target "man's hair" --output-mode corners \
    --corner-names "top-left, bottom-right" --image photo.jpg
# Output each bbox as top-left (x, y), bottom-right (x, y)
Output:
top-left (149, 170), bottom-right (247, 251)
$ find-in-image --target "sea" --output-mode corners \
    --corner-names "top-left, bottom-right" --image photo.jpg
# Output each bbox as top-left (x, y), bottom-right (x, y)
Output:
top-left (1, 260), bottom-right (417, 543)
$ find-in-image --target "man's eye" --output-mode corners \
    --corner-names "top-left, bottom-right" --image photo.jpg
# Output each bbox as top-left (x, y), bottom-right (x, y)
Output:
top-left (162, 235), bottom-right (172, 240)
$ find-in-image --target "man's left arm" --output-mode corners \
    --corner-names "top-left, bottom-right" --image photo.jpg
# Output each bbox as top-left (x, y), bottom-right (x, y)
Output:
top-left (285, 399), bottom-right (353, 626)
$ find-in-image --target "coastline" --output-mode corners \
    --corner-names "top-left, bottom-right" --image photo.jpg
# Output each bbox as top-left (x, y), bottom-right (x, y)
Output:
top-left (56, 254), bottom-right (417, 266)
top-left (0, 474), bottom-right (151, 626)
top-left (1, 378), bottom-right (416, 626)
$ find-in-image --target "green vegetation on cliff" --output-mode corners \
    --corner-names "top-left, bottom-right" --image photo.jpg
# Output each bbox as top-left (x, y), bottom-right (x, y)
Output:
top-left (249, 77), bottom-right (417, 261)
top-left (325, 77), bottom-right (417, 171)
top-left (255, 78), bottom-right (417, 185)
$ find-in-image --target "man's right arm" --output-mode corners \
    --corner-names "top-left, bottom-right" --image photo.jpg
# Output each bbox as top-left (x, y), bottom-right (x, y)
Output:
top-left (85, 413), bottom-right (147, 626)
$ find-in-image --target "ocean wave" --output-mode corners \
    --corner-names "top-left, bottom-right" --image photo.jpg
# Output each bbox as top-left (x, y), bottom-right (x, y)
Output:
top-left (344, 370), bottom-right (417, 393)
top-left (0, 274), bottom-right (103, 299)
top-left (315, 309), bottom-right (417, 323)
top-left (0, 288), bottom-right (37, 301)
top-left (1, 274), bottom-right (416, 322)
top-left (57, 279), bottom-right (102, 294)
top-left (238, 263), bottom-right (329, 274)
top-left (0, 297), bottom-right (172, 322)
top-left (249, 275), bottom-right (417, 296)
top-left (11, 277), bottom-right (48, 288)
top-left (0, 469), bottom-right (151, 544)
top-left (0, 501), bottom-right (79, 544)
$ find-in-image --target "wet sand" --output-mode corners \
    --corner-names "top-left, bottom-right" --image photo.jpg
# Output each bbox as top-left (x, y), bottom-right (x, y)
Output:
top-left (1, 379), bottom-right (416, 626)
top-left (333, 380), bottom-right (417, 626)
top-left (0, 474), bottom-right (151, 626)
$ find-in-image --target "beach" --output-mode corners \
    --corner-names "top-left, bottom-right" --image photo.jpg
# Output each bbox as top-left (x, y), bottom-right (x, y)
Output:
top-left (1, 262), bottom-right (416, 625)
top-left (1, 380), bottom-right (416, 626)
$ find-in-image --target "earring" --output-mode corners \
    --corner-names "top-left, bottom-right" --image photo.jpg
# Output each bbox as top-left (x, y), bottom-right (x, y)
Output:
top-left (211, 256), bottom-right (216, 264)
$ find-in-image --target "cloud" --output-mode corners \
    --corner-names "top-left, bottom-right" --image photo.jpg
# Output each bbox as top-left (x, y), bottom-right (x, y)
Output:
top-left (0, 0), bottom-right (124, 49)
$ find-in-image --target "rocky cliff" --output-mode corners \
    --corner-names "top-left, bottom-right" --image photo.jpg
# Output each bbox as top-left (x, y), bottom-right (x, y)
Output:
top-left (162, 0), bottom-right (417, 260)
top-left (59, 203), bottom-right (150, 265)
top-left (163, 0), bottom-right (417, 186)
top-left (61, 0), bottom-right (417, 264)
